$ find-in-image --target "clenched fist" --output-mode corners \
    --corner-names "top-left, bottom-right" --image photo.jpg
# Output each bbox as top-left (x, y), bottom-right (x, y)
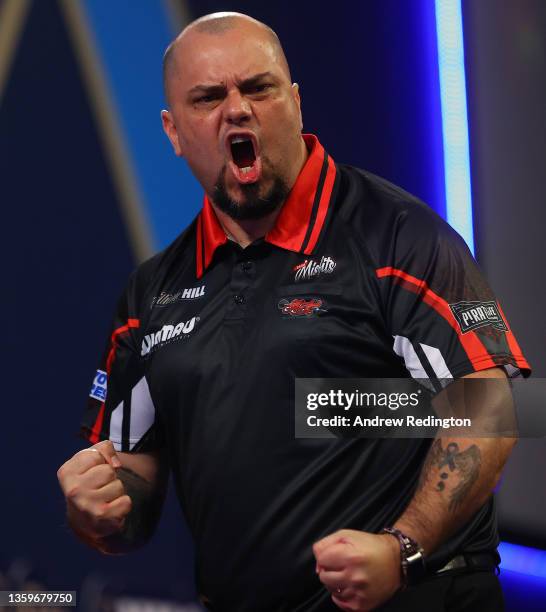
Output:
top-left (313, 529), bottom-right (401, 611)
top-left (57, 440), bottom-right (132, 542)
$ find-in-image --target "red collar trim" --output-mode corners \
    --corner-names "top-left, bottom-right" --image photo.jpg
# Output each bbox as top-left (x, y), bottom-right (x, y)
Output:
top-left (195, 133), bottom-right (336, 278)
top-left (196, 191), bottom-right (228, 278)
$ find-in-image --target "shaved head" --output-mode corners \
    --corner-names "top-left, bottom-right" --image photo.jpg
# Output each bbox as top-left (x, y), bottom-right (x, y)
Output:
top-left (160, 10), bottom-right (306, 220)
top-left (162, 12), bottom-right (291, 105)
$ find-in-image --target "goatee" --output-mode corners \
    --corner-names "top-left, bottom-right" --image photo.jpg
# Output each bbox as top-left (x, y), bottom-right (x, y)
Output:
top-left (212, 166), bottom-right (289, 221)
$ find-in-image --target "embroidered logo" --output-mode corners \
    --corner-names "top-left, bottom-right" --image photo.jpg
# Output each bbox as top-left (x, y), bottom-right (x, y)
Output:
top-left (278, 298), bottom-right (327, 317)
top-left (449, 301), bottom-right (508, 334)
top-left (151, 285), bottom-right (205, 307)
top-left (89, 370), bottom-right (107, 402)
top-left (293, 256), bottom-right (336, 282)
top-left (141, 316), bottom-right (200, 356)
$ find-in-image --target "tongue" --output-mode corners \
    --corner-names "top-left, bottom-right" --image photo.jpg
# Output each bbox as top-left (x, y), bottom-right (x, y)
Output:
top-left (229, 157), bottom-right (262, 184)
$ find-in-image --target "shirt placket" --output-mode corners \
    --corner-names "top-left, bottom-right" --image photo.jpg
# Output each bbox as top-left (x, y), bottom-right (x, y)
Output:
top-left (224, 245), bottom-right (258, 321)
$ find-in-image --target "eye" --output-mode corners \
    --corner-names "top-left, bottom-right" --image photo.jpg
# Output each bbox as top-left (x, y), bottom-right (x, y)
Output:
top-left (251, 83), bottom-right (271, 93)
top-left (195, 94), bottom-right (218, 104)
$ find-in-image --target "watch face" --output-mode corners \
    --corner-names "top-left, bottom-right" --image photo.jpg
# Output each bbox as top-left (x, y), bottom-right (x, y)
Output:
top-left (406, 550), bottom-right (427, 584)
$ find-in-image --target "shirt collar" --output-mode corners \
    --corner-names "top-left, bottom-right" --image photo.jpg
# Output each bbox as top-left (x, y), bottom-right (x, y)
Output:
top-left (195, 133), bottom-right (337, 278)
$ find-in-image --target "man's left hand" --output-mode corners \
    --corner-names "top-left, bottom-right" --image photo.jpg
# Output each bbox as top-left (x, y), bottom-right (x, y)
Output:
top-left (313, 530), bottom-right (401, 611)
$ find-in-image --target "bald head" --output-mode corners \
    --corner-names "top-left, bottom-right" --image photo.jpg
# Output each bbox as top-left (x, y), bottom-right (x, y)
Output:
top-left (162, 12), bottom-right (291, 105)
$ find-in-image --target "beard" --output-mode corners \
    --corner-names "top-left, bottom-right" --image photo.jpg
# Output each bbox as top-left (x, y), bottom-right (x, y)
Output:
top-left (212, 162), bottom-right (290, 221)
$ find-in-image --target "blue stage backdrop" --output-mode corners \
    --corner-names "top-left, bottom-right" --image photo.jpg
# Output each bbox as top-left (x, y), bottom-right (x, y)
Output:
top-left (1, 0), bottom-right (544, 608)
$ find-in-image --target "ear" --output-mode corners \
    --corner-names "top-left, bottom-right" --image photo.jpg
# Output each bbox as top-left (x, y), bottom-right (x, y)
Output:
top-left (161, 109), bottom-right (184, 157)
top-left (292, 83), bottom-right (303, 131)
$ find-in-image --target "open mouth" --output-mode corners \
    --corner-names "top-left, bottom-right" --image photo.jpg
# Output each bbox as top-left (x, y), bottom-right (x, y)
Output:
top-left (228, 135), bottom-right (262, 184)
top-left (231, 138), bottom-right (256, 171)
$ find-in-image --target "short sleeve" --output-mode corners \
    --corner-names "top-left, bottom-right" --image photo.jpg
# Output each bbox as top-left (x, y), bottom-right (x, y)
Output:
top-left (375, 203), bottom-right (531, 386)
top-left (80, 272), bottom-right (164, 452)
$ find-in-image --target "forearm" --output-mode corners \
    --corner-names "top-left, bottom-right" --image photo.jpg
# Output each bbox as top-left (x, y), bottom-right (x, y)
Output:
top-left (394, 436), bottom-right (516, 554)
top-left (67, 466), bottom-right (165, 555)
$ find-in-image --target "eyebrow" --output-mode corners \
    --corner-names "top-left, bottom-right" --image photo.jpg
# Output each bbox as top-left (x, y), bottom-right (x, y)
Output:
top-left (187, 72), bottom-right (276, 97)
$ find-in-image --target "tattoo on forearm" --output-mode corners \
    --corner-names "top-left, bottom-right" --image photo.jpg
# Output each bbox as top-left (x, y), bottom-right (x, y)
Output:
top-left (417, 440), bottom-right (482, 512)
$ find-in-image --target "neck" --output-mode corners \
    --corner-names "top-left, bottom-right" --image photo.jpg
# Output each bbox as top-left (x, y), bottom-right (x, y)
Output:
top-left (211, 137), bottom-right (309, 249)
top-left (212, 207), bottom-right (283, 248)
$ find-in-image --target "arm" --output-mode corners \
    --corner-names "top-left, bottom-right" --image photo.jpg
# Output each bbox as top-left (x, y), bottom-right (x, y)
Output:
top-left (313, 367), bottom-right (516, 611)
top-left (57, 440), bottom-right (169, 554)
top-left (394, 366), bottom-right (516, 554)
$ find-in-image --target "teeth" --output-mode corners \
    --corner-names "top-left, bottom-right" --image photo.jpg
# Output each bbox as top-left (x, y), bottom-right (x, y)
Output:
top-left (231, 137), bottom-right (249, 144)
top-left (241, 166), bottom-right (252, 174)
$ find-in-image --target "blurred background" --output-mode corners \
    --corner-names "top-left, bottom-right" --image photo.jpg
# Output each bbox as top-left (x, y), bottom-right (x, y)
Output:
top-left (1, 0), bottom-right (545, 610)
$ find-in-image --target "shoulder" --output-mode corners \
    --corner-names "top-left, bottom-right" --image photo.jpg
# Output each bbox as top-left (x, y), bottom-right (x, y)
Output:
top-left (126, 217), bottom-right (199, 306)
top-left (335, 163), bottom-right (445, 230)
top-left (333, 164), bottom-right (466, 262)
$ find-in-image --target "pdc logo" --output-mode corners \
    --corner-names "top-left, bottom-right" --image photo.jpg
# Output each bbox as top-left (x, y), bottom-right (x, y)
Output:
top-left (141, 316), bottom-right (199, 356)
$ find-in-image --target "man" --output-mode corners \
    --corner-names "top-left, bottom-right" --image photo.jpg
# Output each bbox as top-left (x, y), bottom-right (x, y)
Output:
top-left (57, 12), bottom-right (530, 612)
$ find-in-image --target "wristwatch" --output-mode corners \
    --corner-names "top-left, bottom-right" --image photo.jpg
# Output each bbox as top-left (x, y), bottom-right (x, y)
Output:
top-left (381, 526), bottom-right (427, 588)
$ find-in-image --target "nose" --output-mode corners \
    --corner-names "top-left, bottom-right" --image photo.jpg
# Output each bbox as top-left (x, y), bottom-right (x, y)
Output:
top-left (224, 89), bottom-right (251, 125)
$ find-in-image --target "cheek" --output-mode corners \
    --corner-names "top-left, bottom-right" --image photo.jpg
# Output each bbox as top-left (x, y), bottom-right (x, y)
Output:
top-left (265, 103), bottom-right (303, 149)
top-left (181, 123), bottom-right (224, 178)
top-left (178, 111), bottom-right (220, 149)
top-left (266, 109), bottom-right (301, 154)
top-left (186, 155), bottom-right (222, 190)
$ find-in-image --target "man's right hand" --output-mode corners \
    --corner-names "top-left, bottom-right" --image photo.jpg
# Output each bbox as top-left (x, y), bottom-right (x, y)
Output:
top-left (57, 440), bottom-right (132, 541)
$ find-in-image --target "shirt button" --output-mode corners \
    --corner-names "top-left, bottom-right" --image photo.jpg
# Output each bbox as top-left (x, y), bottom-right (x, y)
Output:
top-left (233, 294), bottom-right (245, 305)
top-left (241, 261), bottom-right (253, 272)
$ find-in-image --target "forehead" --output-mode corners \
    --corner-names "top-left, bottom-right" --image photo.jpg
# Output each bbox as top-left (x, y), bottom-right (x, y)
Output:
top-left (174, 28), bottom-right (284, 89)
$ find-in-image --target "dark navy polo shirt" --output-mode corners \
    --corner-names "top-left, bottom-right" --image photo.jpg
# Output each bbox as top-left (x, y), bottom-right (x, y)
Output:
top-left (82, 134), bottom-right (530, 611)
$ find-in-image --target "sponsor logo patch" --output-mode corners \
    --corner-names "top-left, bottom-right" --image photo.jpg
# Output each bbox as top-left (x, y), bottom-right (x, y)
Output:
top-left (293, 256), bottom-right (336, 282)
top-left (278, 298), bottom-right (327, 317)
top-left (89, 369), bottom-right (107, 402)
top-left (141, 316), bottom-right (200, 356)
top-left (449, 301), bottom-right (508, 334)
top-left (151, 285), bottom-right (205, 307)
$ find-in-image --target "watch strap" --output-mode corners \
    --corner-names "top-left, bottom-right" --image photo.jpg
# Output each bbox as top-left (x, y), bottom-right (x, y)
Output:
top-left (381, 526), bottom-right (426, 588)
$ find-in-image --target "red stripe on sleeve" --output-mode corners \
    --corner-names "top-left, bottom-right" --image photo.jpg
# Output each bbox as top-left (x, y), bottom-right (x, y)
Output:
top-left (88, 406), bottom-right (105, 445)
top-left (375, 267), bottom-right (497, 370)
top-left (495, 303), bottom-right (532, 373)
top-left (89, 318), bottom-right (140, 444)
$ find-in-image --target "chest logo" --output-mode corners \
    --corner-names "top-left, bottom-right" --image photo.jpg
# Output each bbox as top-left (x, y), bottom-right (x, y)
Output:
top-left (151, 285), bottom-right (205, 307)
top-left (141, 316), bottom-right (200, 356)
top-left (449, 301), bottom-right (508, 334)
top-left (278, 298), bottom-right (327, 317)
top-left (293, 256), bottom-right (336, 282)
